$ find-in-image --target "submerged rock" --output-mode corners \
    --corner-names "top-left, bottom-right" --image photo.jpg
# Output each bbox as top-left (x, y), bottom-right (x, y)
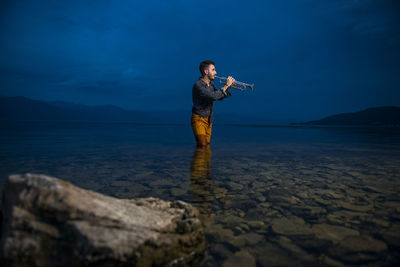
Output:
top-left (312, 223), bottom-right (359, 244)
top-left (249, 242), bottom-right (298, 266)
top-left (338, 201), bottom-right (374, 212)
top-left (329, 235), bottom-right (388, 263)
top-left (205, 224), bottom-right (234, 243)
top-left (271, 216), bottom-right (313, 236)
top-left (0, 174), bottom-right (205, 267)
top-left (222, 250), bottom-right (256, 267)
top-left (381, 224), bottom-right (400, 247)
top-left (277, 236), bottom-right (316, 262)
top-left (227, 233), bottom-right (264, 248)
top-left (334, 235), bottom-right (387, 253)
top-left (209, 244), bottom-right (233, 260)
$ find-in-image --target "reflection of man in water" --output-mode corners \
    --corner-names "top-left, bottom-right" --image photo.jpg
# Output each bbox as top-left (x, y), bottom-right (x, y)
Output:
top-left (190, 145), bottom-right (214, 226)
top-left (191, 60), bottom-right (234, 148)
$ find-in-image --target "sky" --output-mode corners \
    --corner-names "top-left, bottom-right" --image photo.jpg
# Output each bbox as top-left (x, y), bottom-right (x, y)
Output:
top-left (1, 0), bottom-right (399, 122)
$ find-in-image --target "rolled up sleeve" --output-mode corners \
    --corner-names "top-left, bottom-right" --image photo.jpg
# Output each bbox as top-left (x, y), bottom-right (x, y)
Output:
top-left (220, 90), bottom-right (231, 100)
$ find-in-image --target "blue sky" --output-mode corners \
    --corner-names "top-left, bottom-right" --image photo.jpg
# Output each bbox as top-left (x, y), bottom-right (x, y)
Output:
top-left (1, 0), bottom-right (399, 122)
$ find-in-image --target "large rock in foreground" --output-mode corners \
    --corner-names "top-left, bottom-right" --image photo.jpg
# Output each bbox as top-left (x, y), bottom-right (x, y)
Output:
top-left (0, 174), bottom-right (205, 266)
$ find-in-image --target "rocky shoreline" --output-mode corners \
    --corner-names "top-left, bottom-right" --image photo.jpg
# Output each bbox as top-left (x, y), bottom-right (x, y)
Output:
top-left (1, 144), bottom-right (399, 266)
top-left (0, 174), bottom-right (205, 266)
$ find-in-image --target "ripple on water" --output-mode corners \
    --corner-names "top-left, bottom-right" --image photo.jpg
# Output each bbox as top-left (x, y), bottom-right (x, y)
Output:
top-left (1, 124), bottom-right (399, 266)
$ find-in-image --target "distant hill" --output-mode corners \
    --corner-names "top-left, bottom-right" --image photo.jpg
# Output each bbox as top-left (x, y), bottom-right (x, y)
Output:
top-left (294, 106), bottom-right (400, 126)
top-left (0, 96), bottom-right (272, 124)
top-left (0, 96), bottom-right (166, 123)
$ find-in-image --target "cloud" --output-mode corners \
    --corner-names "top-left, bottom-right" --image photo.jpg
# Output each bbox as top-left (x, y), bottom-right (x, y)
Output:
top-left (1, 0), bottom-right (399, 119)
top-left (317, 0), bottom-right (400, 45)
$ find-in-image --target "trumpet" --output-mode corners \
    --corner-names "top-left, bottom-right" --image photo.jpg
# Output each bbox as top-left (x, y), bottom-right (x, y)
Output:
top-left (214, 76), bottom-right (254, 91)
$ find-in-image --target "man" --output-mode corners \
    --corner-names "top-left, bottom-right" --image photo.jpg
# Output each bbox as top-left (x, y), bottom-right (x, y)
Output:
top-left (191, 60), bottom-right (235, 148)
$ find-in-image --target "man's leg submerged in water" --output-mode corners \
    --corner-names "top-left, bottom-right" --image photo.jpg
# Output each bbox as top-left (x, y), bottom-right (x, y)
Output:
top-left (195, 134), bottom-right (208, 148)
top-left (191, 114), bottom-right (213, 148)
top-left (205, 122), bottom-right (212, 145)
top-left (196, 122), bottom-right (212, 148)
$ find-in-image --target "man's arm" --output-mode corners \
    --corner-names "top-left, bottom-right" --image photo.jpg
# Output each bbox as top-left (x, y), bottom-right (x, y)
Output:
top-left (195, 82), bottom-right (226, 100)
top-left (219, 76), bottom-right (234, 98)
top-left (219, 85), bottom-right (232, 99)
top-left (223, 91), bottom-right (232, 98)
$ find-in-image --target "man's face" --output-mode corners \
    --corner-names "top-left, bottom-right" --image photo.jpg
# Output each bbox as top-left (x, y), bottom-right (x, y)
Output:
top-left (205, 64), bottom-right (217, 80)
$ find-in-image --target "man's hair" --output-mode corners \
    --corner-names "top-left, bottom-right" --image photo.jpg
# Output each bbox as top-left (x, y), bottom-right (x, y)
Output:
top-left (199, 60), bottom-right (215, 76)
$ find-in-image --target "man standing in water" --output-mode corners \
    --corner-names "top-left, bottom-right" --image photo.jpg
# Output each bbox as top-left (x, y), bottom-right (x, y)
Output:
top-left (191, 60), bottom-right (235, 148)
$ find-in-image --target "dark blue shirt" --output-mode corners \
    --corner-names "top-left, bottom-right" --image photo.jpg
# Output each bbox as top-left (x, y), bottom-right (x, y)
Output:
top-left (192, 78), bottom-right (231, 121)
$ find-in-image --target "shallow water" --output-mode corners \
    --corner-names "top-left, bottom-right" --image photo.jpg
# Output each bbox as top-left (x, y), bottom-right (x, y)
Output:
top-left (1, 121), bottom-right (400, 266)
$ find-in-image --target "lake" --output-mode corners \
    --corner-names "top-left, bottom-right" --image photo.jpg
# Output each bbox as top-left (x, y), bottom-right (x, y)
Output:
top-left (1, 121), bottom-right (400, 266)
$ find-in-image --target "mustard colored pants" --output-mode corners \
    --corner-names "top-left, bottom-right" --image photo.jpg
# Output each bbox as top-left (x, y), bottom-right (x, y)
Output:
top-left (191, 113), bottom-right (212, 144)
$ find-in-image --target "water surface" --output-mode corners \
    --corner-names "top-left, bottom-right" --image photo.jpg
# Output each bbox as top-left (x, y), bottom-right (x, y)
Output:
top-left (1, 121), bottom-right (399, 266)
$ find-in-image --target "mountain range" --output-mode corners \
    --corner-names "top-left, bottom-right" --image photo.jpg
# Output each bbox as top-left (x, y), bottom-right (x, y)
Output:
top-left (0, 96), bottom-right (267, 124)
top-left (295, 106), bottom-right (400, 126)
top-left (1, 96), bottom-right (399, 126)
top-left (0, 96), bottom-right (166, 123)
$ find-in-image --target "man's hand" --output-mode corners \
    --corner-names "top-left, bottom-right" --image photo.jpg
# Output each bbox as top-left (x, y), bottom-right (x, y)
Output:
top-left (222, 76), bottom-right (235, 92)
top-left (226, 76), bottom-right (235, 87)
